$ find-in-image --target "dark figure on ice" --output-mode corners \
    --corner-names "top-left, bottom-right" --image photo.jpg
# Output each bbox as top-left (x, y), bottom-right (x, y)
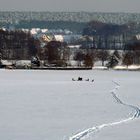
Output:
top-left (72, 78), bottom-right (75, 81)
top-left (85, 78), bottom-right (89, 81)
top-left (78, 77), bottom-right (83, 81)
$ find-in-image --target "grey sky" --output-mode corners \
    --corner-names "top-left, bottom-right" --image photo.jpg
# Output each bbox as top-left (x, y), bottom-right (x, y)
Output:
top-left (0, 0), bottom-right (140, 13)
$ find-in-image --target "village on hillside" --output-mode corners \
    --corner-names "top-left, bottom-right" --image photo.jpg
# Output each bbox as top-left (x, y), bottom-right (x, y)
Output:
top-left (0, 19), bottom-right (140, 70)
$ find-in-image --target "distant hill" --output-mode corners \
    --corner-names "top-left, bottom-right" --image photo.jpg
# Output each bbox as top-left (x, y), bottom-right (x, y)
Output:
top-left (1, 12), bottom-right (140, 33)
top-left (0, 11), bottom-right (140, 24)
top-left (15, 20), bottom-right (86, 33)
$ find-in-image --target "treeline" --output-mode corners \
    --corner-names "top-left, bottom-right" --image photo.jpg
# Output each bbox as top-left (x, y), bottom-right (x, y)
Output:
top-left (0, 28), bottom-right (140, 68)
top-left (1, 20), bottom-right (140, 36)
top-left (4, 20), bottom-right (86, 33)
top-left (74, 48), bottom-right (140, 68)
top-left (81, 20), bottom-right (140, 50)
top-left (83, 21), bottom-right (128, 36)
top-left (1, 11), bottom-right (140, 24)
top-left (0, 29), bottom-right (70, 67)
top-left (0, 29), bottom-right (39, 60)
top-left (83, 20), bottom-right (140, 35)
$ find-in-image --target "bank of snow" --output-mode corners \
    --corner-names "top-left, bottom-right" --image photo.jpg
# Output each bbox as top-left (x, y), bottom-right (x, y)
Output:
top-left (114, 65), bottom-right (140, 71)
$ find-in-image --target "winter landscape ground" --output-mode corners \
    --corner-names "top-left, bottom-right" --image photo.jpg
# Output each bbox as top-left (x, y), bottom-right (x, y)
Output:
top-left (0, 70), bottom-right (139, 140)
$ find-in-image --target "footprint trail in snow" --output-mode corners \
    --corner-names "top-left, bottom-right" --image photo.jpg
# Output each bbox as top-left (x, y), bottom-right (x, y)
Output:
top-left (69, 81), bottom-right (140, 140)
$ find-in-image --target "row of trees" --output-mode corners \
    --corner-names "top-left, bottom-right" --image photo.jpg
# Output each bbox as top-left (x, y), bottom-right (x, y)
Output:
top-left (0, 29), bottom-right (39, 60)
top-left (74, 49), bottom-right (117, 67)
top-left (0, 29), bottom-right (140, 68)
top-left (74, 48), bottom-right (140, 68)
top-left (82, 20), bottom-right (140, 50)
top-left (0, 29), bottom-right (71, 67)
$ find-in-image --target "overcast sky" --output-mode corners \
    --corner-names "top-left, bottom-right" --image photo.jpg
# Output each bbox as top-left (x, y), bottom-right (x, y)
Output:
top-left (0, 0), bottom-right (140, 13)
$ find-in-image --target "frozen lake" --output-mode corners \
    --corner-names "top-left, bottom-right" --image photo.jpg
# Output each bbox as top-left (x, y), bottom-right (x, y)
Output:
top-left (0, 70), bottom-right (139, 140)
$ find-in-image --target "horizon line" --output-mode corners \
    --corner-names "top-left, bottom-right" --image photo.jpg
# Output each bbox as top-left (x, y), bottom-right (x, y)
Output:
top-left (0, 10), bottom-right (140, 14)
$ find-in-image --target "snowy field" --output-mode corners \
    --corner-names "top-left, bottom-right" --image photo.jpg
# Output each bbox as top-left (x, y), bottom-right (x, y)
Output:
top-left (0, 69), bottom-right (139, 140)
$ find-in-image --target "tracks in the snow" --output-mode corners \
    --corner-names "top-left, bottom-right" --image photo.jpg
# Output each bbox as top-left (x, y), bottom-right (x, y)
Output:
top-left (69, 81), bottom-right (140, 140)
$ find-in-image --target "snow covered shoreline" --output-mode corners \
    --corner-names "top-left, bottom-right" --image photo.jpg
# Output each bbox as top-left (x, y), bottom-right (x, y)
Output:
top-left (1, 60), bottom-right (140, 71)
top-left (93, 65), bottom-right (140, 71)
top-left (1, 65), bottom-right (140, 71)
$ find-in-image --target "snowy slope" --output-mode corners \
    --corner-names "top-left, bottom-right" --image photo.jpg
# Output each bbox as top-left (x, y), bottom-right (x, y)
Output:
top-left (0, 70), bottom-right (139, 140)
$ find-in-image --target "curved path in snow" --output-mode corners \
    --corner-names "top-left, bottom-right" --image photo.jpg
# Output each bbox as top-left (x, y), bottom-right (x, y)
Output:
top-left (69, 81), bottom-right (140, 140)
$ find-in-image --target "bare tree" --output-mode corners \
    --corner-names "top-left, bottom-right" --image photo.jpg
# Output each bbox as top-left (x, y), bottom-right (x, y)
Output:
top-left (74, 51), bottom-right (85, 66)
top-left (97, 50), bottom-right (110, 66)
top-left (122, 51), bottom-right (134, 68)
top-left (83, 53), bottom-right (94, 67)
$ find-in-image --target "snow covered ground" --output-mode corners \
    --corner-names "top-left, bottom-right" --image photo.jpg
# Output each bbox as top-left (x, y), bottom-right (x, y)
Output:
top-left (0, 70), bottom-right (139, 140)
